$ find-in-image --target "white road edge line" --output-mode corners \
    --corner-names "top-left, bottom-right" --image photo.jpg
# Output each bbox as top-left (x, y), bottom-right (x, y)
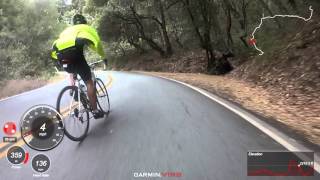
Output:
top-left (156, 75), bottom-right (320, 174)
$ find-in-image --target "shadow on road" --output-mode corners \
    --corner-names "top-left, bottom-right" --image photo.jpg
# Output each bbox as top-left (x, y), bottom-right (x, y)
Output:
top-left (76, 112), bottom-right (116, 147)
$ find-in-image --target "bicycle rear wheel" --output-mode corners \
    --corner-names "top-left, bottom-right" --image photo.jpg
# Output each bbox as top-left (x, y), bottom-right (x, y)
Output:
top-left (56, 86), bottom-right (89, 141)
top-left (95, 78), bottom-right (110, 115)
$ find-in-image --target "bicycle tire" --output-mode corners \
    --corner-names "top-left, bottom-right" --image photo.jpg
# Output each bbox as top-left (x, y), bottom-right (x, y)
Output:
top-left (95, 78), bottom-right (110, 115)
top-left (56, 86), bottom-right (89, 141)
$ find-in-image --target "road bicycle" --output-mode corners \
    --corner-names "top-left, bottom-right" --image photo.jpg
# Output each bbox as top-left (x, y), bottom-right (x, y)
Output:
top-left (56, 60), bottom-right (110, 141)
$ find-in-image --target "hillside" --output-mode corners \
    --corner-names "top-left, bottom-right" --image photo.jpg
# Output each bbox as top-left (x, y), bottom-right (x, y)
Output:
top-left (130, 16), bottom-right (320, 146)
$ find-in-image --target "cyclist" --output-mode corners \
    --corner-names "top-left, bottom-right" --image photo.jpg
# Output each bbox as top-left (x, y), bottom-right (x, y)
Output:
top-left (51, 14), bottom-right (107, 119)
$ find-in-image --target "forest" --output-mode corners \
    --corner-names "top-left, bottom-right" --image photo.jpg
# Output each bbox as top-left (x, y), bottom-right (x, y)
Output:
top-left (0, 0), bottom-right (319, 80)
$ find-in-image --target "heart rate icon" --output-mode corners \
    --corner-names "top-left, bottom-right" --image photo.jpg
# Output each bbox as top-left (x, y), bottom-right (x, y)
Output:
top-left (3, 122), bottom-right (17, 136)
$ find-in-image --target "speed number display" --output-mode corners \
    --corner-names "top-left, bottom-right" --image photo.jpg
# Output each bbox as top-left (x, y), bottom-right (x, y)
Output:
top-left (20, 105), bottom-right (64, 151)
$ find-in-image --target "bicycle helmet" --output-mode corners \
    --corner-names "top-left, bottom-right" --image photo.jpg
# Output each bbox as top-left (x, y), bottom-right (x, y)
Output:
top-left (73, 14), bottom-right (87, 25)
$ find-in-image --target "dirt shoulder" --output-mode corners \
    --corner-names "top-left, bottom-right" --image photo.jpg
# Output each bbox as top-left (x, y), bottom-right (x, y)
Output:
top-left (143, 72), bottom-right (320, 146)
top-left (0, 73), bottom-right (66, 100)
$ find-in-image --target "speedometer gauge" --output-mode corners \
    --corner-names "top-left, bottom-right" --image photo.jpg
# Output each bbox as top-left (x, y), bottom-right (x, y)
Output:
top-left (20, 105), bottom-right (64, 151)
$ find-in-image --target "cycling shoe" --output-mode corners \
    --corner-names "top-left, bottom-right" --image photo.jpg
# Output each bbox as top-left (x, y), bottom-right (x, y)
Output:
top-left (92, 109), bottom-right (104, 119)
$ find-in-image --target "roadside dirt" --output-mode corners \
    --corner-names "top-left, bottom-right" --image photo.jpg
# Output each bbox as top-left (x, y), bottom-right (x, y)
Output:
top-left (0, 73), bottom-right (65, 100)
top-left (144, 72), bottom-right (320, 146)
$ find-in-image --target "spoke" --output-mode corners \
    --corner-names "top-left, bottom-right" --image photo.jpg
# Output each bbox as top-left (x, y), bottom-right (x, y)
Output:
top-left (68, 93), bottom-right (75, 113)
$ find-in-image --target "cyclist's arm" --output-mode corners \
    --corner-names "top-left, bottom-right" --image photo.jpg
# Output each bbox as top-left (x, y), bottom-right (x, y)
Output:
top-left (51, 41), bottom-right (58, 60)
top-left (51, 49), bottom-right (58, 60)
top-left (96, 41), bottom-right (106, 59)
top-left (51, 51), bottom-right (58, 60)
top-left (78, 37), bottom-right (106, 60)
top-left (51, 41), bottom-right (64, 71)
top-left (78, 26), bottom-right (106, 59)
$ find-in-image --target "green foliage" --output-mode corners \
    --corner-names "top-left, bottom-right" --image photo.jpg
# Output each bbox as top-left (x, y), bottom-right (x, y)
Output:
top-left (103, 0), bottom-right (319, 72)
top-left (1, 0), bottom-right (320, 78)
top-left (0, 0), bottom-right (65, 80)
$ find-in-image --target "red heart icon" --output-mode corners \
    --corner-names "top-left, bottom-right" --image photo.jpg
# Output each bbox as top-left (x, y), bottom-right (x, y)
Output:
top-left (3, 122), bottom-right (17, 136)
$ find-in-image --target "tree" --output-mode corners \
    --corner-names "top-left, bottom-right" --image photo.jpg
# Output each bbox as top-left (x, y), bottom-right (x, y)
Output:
top-left (0, 0), bottom-right (63, 79)
top-left (62, 0), bottom-right (320, 74)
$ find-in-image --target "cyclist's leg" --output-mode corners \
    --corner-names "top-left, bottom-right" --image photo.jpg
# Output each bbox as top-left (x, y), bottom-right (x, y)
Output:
top-left (75, 38), bottom-right (104, 118)
top-left (76, 54), bottom-right (104, 118)
top-left (57, 47), bottom-right (80, 99)
top-left (86, 79), bottom-right (97, 110)
top-left (74, 56), bottom-right (94, 107)
top-left (69, 73), bottom-right (76, 86)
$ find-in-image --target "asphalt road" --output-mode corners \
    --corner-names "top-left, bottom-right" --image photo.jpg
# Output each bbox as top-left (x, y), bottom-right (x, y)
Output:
top-left (0, 71), bottom-right (318, 180)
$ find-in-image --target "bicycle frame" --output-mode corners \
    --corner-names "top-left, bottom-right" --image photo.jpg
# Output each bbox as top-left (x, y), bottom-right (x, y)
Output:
top-left (57, 60), bottom-right (109, 141)
top-left (67, 61), bottom-right (101, 119)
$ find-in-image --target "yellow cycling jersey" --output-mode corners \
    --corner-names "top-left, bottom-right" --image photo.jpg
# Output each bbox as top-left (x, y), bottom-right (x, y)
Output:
top-left (51, 24), bottom-right (106, 60)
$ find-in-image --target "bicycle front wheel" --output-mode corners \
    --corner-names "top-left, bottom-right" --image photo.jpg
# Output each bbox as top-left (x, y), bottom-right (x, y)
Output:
top-left (56, 86), bottom-right (89, 141)
top-left (95, 78), bottom-right (110, 115)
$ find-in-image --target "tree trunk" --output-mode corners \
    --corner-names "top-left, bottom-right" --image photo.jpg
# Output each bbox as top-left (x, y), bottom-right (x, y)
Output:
top-left (130, 6), bottom-right (166, 57)
top-left (239, 0), bottom-right (249, 47)
top-left (127, 38), bottom-right (146, 54)
top-left (157, 0), bottom-right (173, 56)
top-left (184, 0), bottom-right (232, 75)
top-left (225, 6), bottom-right (233, 49)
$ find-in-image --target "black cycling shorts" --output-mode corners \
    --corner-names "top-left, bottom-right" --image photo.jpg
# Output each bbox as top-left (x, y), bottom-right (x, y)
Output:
top-left (55, 39), bottom-right (92, 82)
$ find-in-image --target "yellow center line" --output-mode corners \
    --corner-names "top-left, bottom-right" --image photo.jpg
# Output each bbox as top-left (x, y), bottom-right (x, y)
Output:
top-left (0, 73), bottom-right (114, 160)
top-left (0, 143), bottom-right (7, 149)
top-left (105, 74), bottom-right (114, 89)
top-left (58, 73), bottom-right (113, 114)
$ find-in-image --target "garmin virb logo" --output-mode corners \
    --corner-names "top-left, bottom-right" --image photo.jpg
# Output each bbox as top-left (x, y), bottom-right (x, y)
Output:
top-left (133, 172), bottom-right (182, 178)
